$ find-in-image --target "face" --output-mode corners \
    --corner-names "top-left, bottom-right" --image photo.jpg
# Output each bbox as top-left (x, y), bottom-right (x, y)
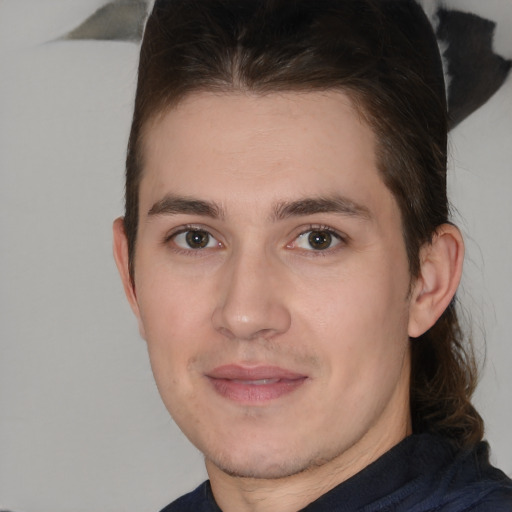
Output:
top-left (117, 91), bottom-right (418, 481)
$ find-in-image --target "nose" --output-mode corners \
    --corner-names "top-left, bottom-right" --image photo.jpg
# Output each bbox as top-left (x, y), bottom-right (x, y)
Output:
top-left (211, 249), bottom-right (292, 341)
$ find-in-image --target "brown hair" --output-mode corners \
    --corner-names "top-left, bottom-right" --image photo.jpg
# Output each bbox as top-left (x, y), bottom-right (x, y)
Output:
top-left (124, 0), bottom-right (483, 447)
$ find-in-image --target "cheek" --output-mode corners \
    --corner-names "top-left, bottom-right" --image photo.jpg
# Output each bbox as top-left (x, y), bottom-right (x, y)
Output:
top-left (300, 259), bottom-right (411, 376)
top-left (140, 298), bottom-right (205, 422)
top-left (302, 256), bottom-right (409, 332)
top-left (134, 269), bottom-right (210, 387)
top-left (306, 274), bottom-right (411, 426)
top-left (135, 251), bottom-right (213, 333)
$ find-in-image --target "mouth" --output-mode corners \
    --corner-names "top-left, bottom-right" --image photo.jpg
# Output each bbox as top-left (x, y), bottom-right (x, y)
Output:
top-left (206, 365), bottom-right (308, 403)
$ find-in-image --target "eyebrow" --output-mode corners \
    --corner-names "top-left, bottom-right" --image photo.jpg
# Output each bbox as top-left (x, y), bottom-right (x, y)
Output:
top-left (148, 194), bottom-right (224, 219)
top-left (272, 196), bottom-right (372, 221)
top-left (147, 194), bottom-right (371, 222)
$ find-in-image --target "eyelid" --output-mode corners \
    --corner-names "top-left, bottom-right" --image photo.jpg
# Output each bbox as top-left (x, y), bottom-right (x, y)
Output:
top-left (163, 224), bottom-right (223, 250)
top-left (162, 223), bottom-right (347, 253)
top-left (288, 224), bottom-right (348, 251)
top-left (164, 223), bottom-right (212, 239)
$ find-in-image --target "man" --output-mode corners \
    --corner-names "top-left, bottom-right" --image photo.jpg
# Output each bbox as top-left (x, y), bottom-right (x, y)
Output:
top-left (113, 0), bottom-right (512, 510)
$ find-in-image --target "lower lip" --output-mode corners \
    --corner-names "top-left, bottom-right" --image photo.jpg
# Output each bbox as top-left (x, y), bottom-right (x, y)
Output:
top-left (208, 377), bottom-right (307, 403)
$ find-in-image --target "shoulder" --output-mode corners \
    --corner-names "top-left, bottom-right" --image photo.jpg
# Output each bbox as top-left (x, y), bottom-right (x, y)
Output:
top-left (465, 488), bottom-right (512, 512)
top-left (159, 481), bottom-right (220, 512)
top-left (436, 440), bottom-right (512, 511)
top-left (378, 435), bottom-right (512, 512)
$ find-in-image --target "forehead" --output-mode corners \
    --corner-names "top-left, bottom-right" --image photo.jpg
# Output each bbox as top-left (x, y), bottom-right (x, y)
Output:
top-left (139, 90), bottom-right (391, 217)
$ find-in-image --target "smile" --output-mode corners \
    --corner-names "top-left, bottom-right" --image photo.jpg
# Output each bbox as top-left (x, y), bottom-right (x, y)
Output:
top-left (206, 365), bottom-right (308, 403)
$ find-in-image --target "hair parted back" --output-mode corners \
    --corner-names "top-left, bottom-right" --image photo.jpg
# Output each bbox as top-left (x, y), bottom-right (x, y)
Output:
top-left (124, 0), bottom-right (483, 448)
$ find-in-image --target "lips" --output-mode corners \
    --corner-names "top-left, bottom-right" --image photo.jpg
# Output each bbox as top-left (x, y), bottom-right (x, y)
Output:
top-left (206, 365), bottom-right (307, 403)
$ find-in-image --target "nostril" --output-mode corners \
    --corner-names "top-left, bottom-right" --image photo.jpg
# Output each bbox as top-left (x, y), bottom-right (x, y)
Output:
top-left (216, 326), bottom-right (236, 340)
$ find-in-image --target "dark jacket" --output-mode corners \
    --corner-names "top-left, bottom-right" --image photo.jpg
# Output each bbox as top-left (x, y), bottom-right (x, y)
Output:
top-left (160, 433), bottom-right (512, 511)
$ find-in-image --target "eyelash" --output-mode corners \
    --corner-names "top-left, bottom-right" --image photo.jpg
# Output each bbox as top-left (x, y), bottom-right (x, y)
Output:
top-left (163, 224), bottom-right (348, 255)
top-left (164, 225), bottom-right (222, 255)
top-left (290, 224), bottom-right (348, 255)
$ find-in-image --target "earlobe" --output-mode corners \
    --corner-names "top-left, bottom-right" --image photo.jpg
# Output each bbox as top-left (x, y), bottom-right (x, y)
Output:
top-left (408, 224), bottom-right (464, 338)
top-left (112, 217), bottom-right (146, 339)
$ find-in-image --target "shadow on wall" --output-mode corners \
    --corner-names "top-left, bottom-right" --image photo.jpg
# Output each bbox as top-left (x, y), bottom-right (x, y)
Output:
top-left (59, 1), bottom-right (510, 129)
top-left (437, 9), bottom-right (511, 129)
top-left (62, 0), bottom-right (149, 42)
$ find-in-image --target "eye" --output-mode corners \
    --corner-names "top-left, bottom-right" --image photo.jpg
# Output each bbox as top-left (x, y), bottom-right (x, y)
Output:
top-left (293, 229), bottom-right (342, 251)
top-left (172, 229), bottom-right (220, 250)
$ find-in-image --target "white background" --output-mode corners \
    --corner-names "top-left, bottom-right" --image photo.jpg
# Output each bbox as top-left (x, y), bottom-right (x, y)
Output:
top-left (0, 1), bottom-right (510, 511)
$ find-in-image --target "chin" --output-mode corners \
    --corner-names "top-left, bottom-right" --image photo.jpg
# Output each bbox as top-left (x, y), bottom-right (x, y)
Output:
top-left (206, 444), bottom-right (329, 480)
top-left (211, 458), bottom-right (308, 480)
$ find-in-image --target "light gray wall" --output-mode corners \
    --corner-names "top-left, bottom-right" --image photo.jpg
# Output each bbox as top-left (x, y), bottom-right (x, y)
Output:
top-left (0, 1), bottom-right (510, 511)
top-left (444, 0), bottom-right (512, 478)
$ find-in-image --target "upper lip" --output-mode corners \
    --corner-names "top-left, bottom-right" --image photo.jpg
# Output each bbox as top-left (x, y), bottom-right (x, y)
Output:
top-left (207, 364), bottom-right (307, 381)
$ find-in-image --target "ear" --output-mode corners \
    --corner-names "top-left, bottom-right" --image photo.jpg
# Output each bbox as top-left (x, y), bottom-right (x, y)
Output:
top-left (112, 217), bottom-right (146, 339)
top-left (408, 224), bottom-right (464, 338)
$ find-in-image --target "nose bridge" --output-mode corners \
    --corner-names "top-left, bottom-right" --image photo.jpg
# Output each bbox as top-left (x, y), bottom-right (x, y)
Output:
top-left (212, 242), bottom-right (291, 341)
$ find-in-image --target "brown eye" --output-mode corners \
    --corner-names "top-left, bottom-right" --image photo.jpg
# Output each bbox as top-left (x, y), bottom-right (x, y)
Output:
top-left (293, 229), bottom-right (341, 252)
top-left (172, 229), bottom-right (219, 250)
top-left (307, 230), bottom-right (333, 250)
top-left (185, 230), bottom-right (211, 249)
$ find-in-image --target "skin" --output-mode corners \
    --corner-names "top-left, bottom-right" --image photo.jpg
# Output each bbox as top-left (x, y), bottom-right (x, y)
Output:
top-left (113, 90), bottom-right (464, 512)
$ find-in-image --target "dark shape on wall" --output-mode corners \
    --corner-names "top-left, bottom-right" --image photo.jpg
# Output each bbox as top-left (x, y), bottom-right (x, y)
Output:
top-left (63, 0), bottom-right (148, 42)
top-left (60, 1), bottom-right (511, 129)
top-left (437, 9), bottom-right (512, 129)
